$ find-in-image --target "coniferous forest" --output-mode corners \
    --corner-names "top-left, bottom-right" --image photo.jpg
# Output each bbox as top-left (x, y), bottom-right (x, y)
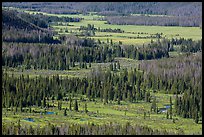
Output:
top-left (2, 2), bottom-right (202, 135)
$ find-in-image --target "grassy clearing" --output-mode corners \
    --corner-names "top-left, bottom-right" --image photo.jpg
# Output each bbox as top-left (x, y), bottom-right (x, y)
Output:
top-left (53, 19), bottom-right (201, 45)
top-left (3, 57), bottom-right (140, 78)
top-left (59, 19), bottom-right (202, 40)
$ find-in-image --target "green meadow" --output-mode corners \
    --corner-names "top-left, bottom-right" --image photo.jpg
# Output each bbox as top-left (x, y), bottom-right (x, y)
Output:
top-left (13, 8), bottom-right (202, 45)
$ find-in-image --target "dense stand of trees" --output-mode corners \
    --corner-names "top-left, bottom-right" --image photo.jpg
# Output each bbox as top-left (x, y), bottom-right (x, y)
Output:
top-left (139, 52), bottom-right (202, 121)
top-left (2, 27), bottom-right (60, 44)
top-left (2, 37), bottom-right (201, 71)
top-left (76, 24), bottom-right (125, 37)
top-left (2, 66), bottom-right (149, 109)
top-left (2, 3), bottom-right (202, 135)
top-left (3, 2), bottom-right (201, 27)
top-left (2, 9), bottom-right (60, 44)
top-left (2, 121), bottom-right (180, 135)
top-left (106, 15), bottom-right (201, 27)
top-left (79, 24), bottom-right (124, 33)
top-left (2, 52), bottom-right (202, 123)
top-left (2, 9), bottom-right (84, 44)
top-left (26, 13), bottom-right (83, 24)
top-left (3, 2), bottom-right (202, 17)
top-left (2, 40), bottom-right (169, 70)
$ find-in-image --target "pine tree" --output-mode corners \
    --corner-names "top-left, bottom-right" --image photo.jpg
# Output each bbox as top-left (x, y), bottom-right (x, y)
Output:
top-left (43, 97), bottom-right (46, 108)
top-left (166, 110), bottom-right (169, 119)
top-left (169, 96), bottom-right (173, 119)
top-left (114, 62), bottom-right (117, 71)
top-left (195, 109), bottom-right (199, 124)
top-left (89, 62), bottom-right (91, 68)
top-left (151, 97), bottom-right (157, 112)
top-left (85, 103), bottom-right (88, 113)
top-left (64, 108), bottom-right (67, 116)
top-left (109, 63), bottom-right (113, 71)
top-left (174, 93), bottom-right (179, 114)
top-left (69, 96), bottom-right (72, 111)
top-left (144, 112), bottom-right (146, 119)
top-left (29, 106), bottom-right (32, 113)
top-left (117, 61), bottom-right (120, 70)
top-left (74, 99), bottom-right (78, 111)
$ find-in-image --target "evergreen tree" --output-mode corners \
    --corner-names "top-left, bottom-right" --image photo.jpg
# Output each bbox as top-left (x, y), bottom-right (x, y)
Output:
top-left (74, 99), bottom-right (78, 111)
top-left (144, 112), bottom-right (146, 119)
top-left (89, 62), bottom-right (91, 68)
top-left (64, 108), bottom-right (67, 116)
top-left (166, 110), bottom-right (169, 119)
top-left (69, 96), bottom-right (72, 111)
top-left (117, 61), bottom-right (120, 70)
top-left (195, 109), bottom-right (199, 124)
top-left (109, 63), bottom-right (113, 71)
top-left (43, 97), bottom-right (46, 108)
top-left (85, 102), bottom-right (88, 113)
top-left (151, 97), bottom-right (157, 112)
top-left (169, 96), bottom-right (173, 119)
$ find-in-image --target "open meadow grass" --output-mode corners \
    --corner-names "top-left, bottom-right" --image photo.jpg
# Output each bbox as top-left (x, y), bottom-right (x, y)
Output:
top-left (3, 57), bottom-right (140, 78)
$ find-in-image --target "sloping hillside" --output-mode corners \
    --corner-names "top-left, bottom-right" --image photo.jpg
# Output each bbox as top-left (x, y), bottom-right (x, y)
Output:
top-left (2, 9), bottom-right (59, 43)
top-left (2, 9), bottom-right (48, 31)
top-left (2, 2), bottom-right (202, 17)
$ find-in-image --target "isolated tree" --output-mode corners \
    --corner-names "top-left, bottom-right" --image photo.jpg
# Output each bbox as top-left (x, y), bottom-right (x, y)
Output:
top-left (110, 39), bottom-right (113, 45)
top-left (144, 112), bottom-right (146, 119)
top-left (117, 61), bottom-right (120, 70)
top-left (89, 62), bottom-right (91, 68)
top-left (64, 108), bottom-right (67, 116)
top-left (151, 97), bottom-right (157, 112)
top-left (69, 96), bottom-right (72, 111)
top-left (85, 103), bottom-right (88, 113)
top-left (169, 96), bottom-right (173, 119)
top-left (74, 99), bottom-right (78, 111)
top-left (166, 110), bottom-right (169, 119)
top-left (43, 97), bottom-right (46, 108)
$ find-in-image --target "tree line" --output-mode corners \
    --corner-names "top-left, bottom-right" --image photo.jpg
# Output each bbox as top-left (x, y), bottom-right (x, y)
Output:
top-left (106, 15), bottom-right (201, 27)
top-left (2, 39), bottom-right (170, 70)
top-left (2, 121), bottom-right (180, 135)
top-left (139, 52), bottom-right (202, 123)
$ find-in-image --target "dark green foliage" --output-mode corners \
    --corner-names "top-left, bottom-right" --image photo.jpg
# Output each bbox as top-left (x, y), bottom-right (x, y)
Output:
top-left (2, 121), bottom-right (179, 135)
top-left (74, 99), bottom-right (78, 111)
top-left (69, 96), bottom-right (72, 111)
top-left (2, 9), bottom-right (60, 44)
top-left (144, 112), bottom-right (146, 119)
top-left (106, 15), bottom-right (201, 27)
top-left (85, 103), bottom-right (88, 113)
top-left (194, 108), bottom-right (199, 124)
top-left (151, 97), bottom-right (157, 113)
top-left (166, 111), bottom-right (169, 119)
top-left (169, 97), bottom-right (173, 119)
top-left (139, 52), bottom-right (201, 121)
top-left (64, 108), bottom-right (67, 116)
top-left (43, 97), bottom-right (46, 108)
top-left (3, 37), bottom-right (182, 70)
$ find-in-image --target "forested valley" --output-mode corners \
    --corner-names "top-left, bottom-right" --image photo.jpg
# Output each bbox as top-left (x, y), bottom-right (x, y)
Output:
top-left (2, 2), bottom-right (202, 135)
